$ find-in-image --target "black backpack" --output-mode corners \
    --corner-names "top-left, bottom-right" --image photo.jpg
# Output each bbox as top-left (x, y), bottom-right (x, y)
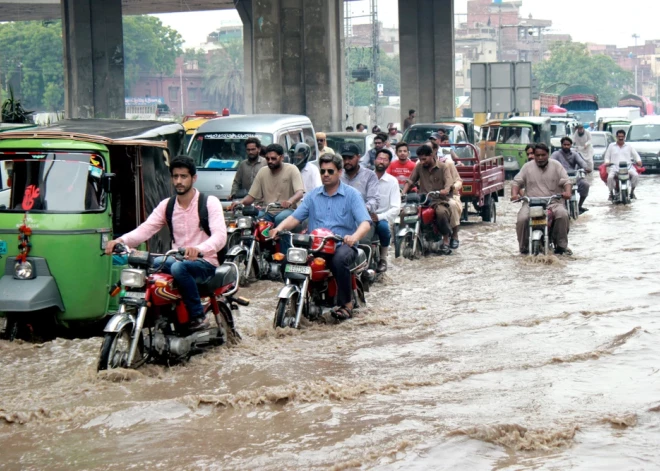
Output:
top-left (165, 192), bottom-right (227, 265)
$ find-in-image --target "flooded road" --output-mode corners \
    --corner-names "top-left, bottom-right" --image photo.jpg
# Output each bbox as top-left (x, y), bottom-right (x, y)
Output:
top-left (1, 176), bottom-right (659, 470)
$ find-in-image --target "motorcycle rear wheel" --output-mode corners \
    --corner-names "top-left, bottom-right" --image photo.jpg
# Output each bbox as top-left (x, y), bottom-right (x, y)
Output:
top-left (215, 303), bottom-right (240, 346)
top-left (98, 324), bottom-right (145, 371)
top-left (532, 240), bottom-right (541, 256)
top-left (274, 295), bottom-right (299, 329)
top-left (570, 201), bottom-right (579, 220)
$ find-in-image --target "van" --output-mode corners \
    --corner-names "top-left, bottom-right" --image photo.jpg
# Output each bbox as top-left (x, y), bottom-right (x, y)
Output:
top-left (188, 114), bottom-right (318, 204)
top-left (626, 116), bottom-right (660, 171)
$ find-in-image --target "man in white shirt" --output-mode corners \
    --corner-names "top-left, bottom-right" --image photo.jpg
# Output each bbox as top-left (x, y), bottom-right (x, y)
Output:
top-left (571, 124), bottom-right (594, 171)
top-left (289, 143), bottom-right (322, 194)
top-left (603, 129), bottom-right (642, 199)
top-left (372, 148), bottom-right (401, 273)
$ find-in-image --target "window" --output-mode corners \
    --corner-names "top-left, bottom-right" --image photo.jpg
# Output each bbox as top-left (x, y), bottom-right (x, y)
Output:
top-left (169, 87), bottom-right (179, 101)
top-left (188, 88), bottom-right (197, 102)
top-left (302, 127), bottom-right (316, 159)
top-left (189, 133), bottom-right (274, 169)
top-left (145, 89), bottom-right (151, 97)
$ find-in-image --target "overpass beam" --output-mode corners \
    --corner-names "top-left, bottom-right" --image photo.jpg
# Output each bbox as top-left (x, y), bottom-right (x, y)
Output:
top-left (62, 0), bottom-right (125, 119)
top-left (238, 0), bottom-right (343, 131)
top-left (399, 0), bottom-right (455, 123)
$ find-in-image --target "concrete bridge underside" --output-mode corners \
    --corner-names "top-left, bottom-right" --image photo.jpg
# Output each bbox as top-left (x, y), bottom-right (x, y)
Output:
top-left (6, 0), bottom-right (454, 131)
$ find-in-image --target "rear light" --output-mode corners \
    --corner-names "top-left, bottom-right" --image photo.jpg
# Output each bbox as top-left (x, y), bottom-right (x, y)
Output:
top-left (312, 257), bottom-right (326, 269)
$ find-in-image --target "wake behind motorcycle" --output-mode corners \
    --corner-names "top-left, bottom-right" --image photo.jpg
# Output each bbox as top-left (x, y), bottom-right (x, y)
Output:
top-left (515, 195), bottom-right (563, 256)
top-left (273, 230), bottom-right (368, 329)
top-left (98, 245), bottom-right (247, 371)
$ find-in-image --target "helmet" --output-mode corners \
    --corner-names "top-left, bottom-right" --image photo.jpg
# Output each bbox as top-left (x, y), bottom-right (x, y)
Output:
top-left (310, 228), bottom-right (337, 255)
top-left (289, 143), bottom-right (311, 171)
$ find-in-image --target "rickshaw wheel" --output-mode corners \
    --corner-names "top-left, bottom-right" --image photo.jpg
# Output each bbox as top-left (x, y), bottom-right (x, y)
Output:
top-left (98, 323), bottom-right (145, 371)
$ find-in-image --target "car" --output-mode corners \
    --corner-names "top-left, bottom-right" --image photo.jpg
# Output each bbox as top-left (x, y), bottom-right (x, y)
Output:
top-left (549, 117), bottom-right (580, 152)
top-left (626, 116), bottom-right (660, 171)
top-left (400, 123), bottom-right (470, 159)
top-left (325, 132), bottom-right (376, 157)
top-left (590, 131), bottom-right (615, 167)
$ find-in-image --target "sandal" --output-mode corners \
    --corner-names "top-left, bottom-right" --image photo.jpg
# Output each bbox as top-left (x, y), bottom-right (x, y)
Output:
top-left (331, 306), bottom-right (353, 322)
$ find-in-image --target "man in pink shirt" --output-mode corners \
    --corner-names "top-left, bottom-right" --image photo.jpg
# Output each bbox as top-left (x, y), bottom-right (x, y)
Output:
top-left (105, 156), bottom-right (227, 331)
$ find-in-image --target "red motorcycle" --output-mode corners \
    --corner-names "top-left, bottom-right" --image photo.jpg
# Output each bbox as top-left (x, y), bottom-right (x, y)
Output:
top-left (273, 229), bottom-right (368, 329)
top-left (98, 245), bottom-right (248, 370)
top-left (394, 191), bottom-right (448, 259)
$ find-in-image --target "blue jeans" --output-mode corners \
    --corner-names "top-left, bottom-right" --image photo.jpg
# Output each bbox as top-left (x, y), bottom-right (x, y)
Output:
top-left (153, 257), bottom-right (217, 320)
top-left (375, 220), bottom-right (391, 247)
top-left (261, 209), bottom-right (294, 255)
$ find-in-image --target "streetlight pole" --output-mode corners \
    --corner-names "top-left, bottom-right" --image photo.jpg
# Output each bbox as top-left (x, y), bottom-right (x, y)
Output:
top-left (632, 34), bottom-right (640, 95)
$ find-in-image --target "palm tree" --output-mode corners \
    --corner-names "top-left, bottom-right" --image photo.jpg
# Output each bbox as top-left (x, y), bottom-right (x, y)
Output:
top-left (204, 39), bottom-right (244, 114)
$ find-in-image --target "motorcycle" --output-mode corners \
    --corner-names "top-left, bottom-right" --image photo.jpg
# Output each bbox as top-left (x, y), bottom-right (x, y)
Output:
top-left (515, 195), bottom-right (563, 256)
top-left (566, 168), bottom-right (585, 220)
top-left (610, 162), bottom-right (633, 205)
top-left (394, 191), bottom-right (447, 260)
top-left (359, 232), bottom-right (379, 291)
top-left (225, 203), bottom-right (284, 284)
top-left (273, 229), bottom-right (368, 329)
top-left (98, 245), bottom-right (247, 370)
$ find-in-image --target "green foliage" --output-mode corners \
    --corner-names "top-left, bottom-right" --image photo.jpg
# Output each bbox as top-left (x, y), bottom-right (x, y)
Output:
top-left (2, 86), bottom-right (33, 123)
top-left (346, 48), bottom-right (400, 106)
top-left (204, 39), bottom-right (244, 114)
top-left (534, 42), bottom-right (633, 108)
top-left (183, 48), bottom-right (207, 70)
top-left (123, 16), bottom-right (184, 90)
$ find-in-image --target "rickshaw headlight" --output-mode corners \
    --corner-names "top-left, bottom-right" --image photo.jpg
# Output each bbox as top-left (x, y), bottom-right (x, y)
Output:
top-left (237, 217), bottom-right (253, 229)
top-left (14, 261), bottom-right (34, 280)
top-left (120, 269), bottom-right (146, 288)
top-left (287, 248), bottom-right (308, 264)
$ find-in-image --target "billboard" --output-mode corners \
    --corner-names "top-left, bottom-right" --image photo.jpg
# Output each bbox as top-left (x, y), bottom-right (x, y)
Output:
top-left (470, 62), bottom-right (532, 114)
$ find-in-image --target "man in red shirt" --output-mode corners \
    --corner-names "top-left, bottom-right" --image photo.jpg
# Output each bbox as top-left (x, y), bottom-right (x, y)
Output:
top-left (387, 142), bottom-right (417, 187)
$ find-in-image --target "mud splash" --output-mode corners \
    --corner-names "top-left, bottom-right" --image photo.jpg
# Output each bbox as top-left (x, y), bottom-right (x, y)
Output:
top-left (601, 413), bottom-right (638, 428)
top-left (448, 423), bottom-right (579, 451)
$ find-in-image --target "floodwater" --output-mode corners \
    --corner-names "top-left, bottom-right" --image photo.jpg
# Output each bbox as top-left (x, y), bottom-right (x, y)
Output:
top-left (1, 176), bottom-right (659, 470)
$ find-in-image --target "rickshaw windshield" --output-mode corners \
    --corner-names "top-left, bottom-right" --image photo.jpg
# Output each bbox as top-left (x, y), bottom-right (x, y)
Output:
top-left (499, 126), bottom-right (533, 144)
top-left (0, 152), bottom-right (106, 213)
top-left (188, 132), bottom-right (273, 170)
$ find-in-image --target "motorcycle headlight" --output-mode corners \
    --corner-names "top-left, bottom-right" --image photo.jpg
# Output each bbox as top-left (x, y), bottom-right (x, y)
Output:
top-left (286, 248), bottom-right (308, 264)
top-left (403, 205), bottom-right (417, 215)
top-left (237, 217), bottom-right (253, 229)
top-left (120, 268), bottom-right (146, 288)
top-left (14, 261), bottom-right (34, 280)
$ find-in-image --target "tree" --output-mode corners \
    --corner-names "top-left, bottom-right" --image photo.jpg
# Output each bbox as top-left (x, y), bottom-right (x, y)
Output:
top-left (346, 48), bottom-right (400, 107)
top-left (183, 48), bottom-right (208, 70)
top-left (204, 39), bottom-right (244, 114)
top-left (534, 41), bottom-right (633, 108)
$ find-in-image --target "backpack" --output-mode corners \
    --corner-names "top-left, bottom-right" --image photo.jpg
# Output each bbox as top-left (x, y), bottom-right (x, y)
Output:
top-left (165, 192), bottom-right (227, 265)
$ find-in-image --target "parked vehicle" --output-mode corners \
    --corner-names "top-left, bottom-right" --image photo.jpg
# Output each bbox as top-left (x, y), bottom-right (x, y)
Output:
top-left (98, 245), bottom-right (246, 370)
top-left (225, 203), bottom-right (284, 284)
top-left (0, 119), bottom-right (184, 339)
top-left (515, 195), bottom-right (563, 256)
top-left (395, 192), bottom-right (448, 260)
top-left (273, 230), bottom-right (368, 329)
top-left (188, 115), bottom-right (318, 207)
top-left (496, 117), bottom-right (551, 177)
top-left (626, 116), bottom-right (660, 172)
top-left (566, 169), bottom-right (586, 220)
top-left (451, 144), bottom-right (505, 222)
top-left (400, 123), bottom-right (470, 159)
top-left (590, 131), bottom-right (615, 168)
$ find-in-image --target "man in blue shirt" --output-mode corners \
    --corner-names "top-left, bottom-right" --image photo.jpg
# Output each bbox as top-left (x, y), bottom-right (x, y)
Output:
top-left (270, 153), bottom-right (372, 321)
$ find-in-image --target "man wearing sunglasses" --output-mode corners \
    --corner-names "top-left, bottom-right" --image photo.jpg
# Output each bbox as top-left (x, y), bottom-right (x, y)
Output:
top-left (269, 154), bottom-right (371, 322)
top-left (316, 132), bottom-right (334, 156)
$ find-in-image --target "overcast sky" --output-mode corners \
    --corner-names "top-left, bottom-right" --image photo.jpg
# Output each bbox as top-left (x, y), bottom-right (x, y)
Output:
top-left (156, 0), bottom-right (658, 49)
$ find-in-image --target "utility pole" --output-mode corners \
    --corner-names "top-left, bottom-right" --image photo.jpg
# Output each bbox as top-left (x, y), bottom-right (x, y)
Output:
top-left (632, 34), bottom-right (640, 95)
top-left (371, 0), bottom-right (379, 128)
top-left (179, 63), bottom-right (185, 115)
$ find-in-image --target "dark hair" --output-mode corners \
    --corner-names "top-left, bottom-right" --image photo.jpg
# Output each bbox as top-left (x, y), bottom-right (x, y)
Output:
top-left (319, 153), bottom-right (343, 171)
top-left (356, 123), bottom-right (364, 130)
top-left (245, 137), bottom-right (261, 148)
top-left (395, 141), bottom-right (409, 151)
top-left (376, 148), bottom-right (393, 162)
top-left (616, 129), bottom-right (626, 136)
top-left (265, 143), bottom-right (284, 156)
top-left (439, 135), bottom-right (450, 142)
top-left (525, 144), bottom-right (536, 153)
top-left (408, 109), bottom-right (415, 115)
top-left (417, 144), bottom-right (434, 157)
top-left (560, 137), bottom-right (573, 145)
top-left (346, 126), bottom-right (354, 131)
top-left (535, 143), bottom-right (550, 154)
top-left (375, 132), bottom-right (388, 143)
top-left (170, 155), bottom-right (196, 176)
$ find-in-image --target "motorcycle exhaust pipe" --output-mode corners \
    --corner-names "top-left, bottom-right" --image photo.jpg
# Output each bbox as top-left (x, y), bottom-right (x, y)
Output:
top-left (229, 296), bottom-right (250, 306)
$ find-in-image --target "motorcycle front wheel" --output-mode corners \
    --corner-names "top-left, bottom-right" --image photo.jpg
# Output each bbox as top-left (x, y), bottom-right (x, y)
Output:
top-left (98, 323), bottom-right (145, 371)
top-left (621, 188), bottom-right (630, 205)
top-left (228, 252), bottom-right (252, 285)
top-left (570, 200), bottom-right (579, 220)
top-left (274, 294), bottom-right (299, 329)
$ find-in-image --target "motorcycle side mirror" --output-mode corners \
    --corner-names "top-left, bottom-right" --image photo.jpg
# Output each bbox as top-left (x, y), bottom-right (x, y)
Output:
top-left (102, 173), bottom-right (116, 193)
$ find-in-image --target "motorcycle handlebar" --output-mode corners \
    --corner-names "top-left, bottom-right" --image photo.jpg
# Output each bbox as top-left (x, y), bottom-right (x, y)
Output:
top-left (513, 194), bottom-right (563, 204)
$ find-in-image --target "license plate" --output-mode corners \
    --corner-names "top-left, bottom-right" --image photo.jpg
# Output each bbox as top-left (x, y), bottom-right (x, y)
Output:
top-left (404, 216), bottom-right (418, 224)
top-left (285, 264), bottom-right (311, 275)
top-left (123, 291), bottom-right (146, 299)
top-left (0, 240), bottom-right (6, 255)
top-left (531, 218), bottom-right (547, 226)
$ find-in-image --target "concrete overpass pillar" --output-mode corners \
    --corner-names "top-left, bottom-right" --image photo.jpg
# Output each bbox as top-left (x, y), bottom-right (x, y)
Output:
top-left (237, 0), bottom-right (344, 132)
top-left (399, 0), bottom-right (455, 124)
top-left (61, 0), bottom-right (125, 119)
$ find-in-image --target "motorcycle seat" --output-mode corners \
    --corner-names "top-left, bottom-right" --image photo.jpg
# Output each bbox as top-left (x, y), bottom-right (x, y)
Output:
top-left (197, 264), bottom-right (237, 296)
top-left (349, 248), bottom-right (368, 272)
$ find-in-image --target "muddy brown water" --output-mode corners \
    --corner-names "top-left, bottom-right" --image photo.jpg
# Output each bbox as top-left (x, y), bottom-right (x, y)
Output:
top-left (1, 176), bottom-right (659, 470)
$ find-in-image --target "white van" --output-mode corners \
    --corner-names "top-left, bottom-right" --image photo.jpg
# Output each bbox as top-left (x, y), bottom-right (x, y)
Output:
top-left (626, 116), bottom-right (660, 171)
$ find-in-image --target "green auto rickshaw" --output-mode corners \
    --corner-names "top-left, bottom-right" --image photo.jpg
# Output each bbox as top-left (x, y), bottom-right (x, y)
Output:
top-left (0, 119), bottom-right (183, 339)
top-left (495, 117), bottom-right (551, 177)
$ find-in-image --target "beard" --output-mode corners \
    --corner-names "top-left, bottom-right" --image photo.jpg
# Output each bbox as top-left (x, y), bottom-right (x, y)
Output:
top-left (175, 183), bottom-right (192, 195)
top-left (267, 162), bottom-right (281, 170)
top-left (375, 164), bottom-right (387, 172)
top-left (536, 160), bottom-right (548, 168)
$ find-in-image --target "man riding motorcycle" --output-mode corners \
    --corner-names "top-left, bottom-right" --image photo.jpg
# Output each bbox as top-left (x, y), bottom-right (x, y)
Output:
top-left (270, 153), bottom-right (371, 322)
top-left (511, 143), bottom-right (572, 255)
top-left (401, 144), bottom-right (453, 255)
top-left (362, 133), bottom-right (391, 169)
top-left (571, 124), bottom-right (594, 172)
top-left (340, 142), bottom-right (380, 214)
top-left (387, 142), bottom-right (417, 186)
top-left (551, 136), bottom-right (591, 214)
top-left (289, 142), bottom-right (322, 194)
top-left (105, 156), bottom-right (227, 331)
top-left (373, 149), bottom-right (401, 272)
top-left (603, 129), bottom-right (643, 200)
top-left (230, 137), bottom-right (266, 200)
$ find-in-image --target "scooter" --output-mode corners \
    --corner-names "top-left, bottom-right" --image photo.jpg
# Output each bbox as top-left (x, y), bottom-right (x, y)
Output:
top-left (515, 195), bottom-right (563, 256)
top-left (566, 168), bottom-right (585, 220)
top-left (98, 245), bottom-right (247, 370)
top-left (395, 191), bottom-right (449, 260)
top-left (225, 203), bottom-right (284, 284)
top-left (273, 229), bottom-right (368, 329)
